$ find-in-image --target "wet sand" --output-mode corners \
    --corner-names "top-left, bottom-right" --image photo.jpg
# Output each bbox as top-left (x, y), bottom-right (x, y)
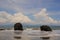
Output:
top-left (0, 30), bottom-right (60, 40)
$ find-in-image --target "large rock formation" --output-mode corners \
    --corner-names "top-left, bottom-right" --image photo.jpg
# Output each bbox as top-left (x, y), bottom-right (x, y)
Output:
top-left (40, 25), bottom-right (52, 31)
top-left (14, 23), bottom-right (23, 31)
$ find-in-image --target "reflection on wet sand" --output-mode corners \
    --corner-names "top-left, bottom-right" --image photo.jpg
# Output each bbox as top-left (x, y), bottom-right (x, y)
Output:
top-left (13, 30), bottom-right (30, 40)
top-left (40, 37), bottom-right (50, 40)
top-left (14, 31), bottom-right (22, 39)
top-left (0, 30), bottom-right (60, 40)
top-left (14, 36), bottom-right (21, 39)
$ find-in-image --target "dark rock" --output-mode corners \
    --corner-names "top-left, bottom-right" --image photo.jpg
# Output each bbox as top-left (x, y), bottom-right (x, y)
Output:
top-left (40, 25), bottom-right (52, 31)
top-left (0, 28), bottom-right (5, 31)
top-left (14, 23), bottom-right (23, 31)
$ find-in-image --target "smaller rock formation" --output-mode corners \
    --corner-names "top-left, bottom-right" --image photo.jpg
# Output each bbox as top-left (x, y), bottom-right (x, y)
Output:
top-left (40, 25), bottom-right (52, 31)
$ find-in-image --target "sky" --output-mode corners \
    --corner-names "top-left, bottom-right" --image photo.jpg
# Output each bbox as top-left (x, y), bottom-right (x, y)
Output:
top-left (0, 0), bottom-right (60, 25)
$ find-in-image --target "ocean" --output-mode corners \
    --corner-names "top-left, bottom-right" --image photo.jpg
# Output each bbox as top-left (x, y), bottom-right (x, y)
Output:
top-left (0, 30), bottom-right (60, 40)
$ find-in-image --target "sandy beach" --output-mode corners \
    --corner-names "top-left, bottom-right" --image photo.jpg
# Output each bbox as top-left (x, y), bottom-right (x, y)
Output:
top-left (0, 30), bottom-right (60, 40)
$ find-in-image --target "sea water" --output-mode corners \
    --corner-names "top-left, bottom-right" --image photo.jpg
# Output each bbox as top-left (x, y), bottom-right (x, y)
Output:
top-left (0, 30), bottom-right (60, 40)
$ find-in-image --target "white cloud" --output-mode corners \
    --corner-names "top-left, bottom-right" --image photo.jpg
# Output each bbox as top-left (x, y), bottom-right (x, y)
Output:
top-left (34, 8), bottom-right (59, 24)
top-left (0, 11), bottom-right (12, 23)
top-left (0, 8), bottom-right (60, 25)
top-left (0, 18), bottom-right (7, 23)
top-left (0, 11), bottom-right (32, 24)
top-left (11, 13), bottom-right (32, 23)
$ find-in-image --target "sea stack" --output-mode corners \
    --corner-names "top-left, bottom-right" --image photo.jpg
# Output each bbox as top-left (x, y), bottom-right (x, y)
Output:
top-left (40, 25), bottom-right (52, 31)
top-left (14, 23), bottom-right (23, 31)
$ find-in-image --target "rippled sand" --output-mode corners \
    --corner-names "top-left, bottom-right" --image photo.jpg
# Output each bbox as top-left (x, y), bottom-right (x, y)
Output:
top-left (0, 30), bottom-right (60, 40)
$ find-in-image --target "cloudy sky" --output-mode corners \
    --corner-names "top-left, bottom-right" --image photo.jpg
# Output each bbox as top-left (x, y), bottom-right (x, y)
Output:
top-left (0, 0), bottom-right (60, 25)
